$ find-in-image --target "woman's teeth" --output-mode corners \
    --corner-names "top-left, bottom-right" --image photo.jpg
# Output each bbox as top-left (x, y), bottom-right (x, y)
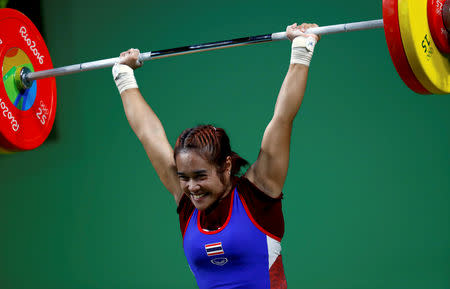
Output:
top-left (191, 193), bottom-right (206, 200)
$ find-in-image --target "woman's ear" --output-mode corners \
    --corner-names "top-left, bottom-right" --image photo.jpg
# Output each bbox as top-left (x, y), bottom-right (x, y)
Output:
top-left (226, 155), bottom-right (232, 175)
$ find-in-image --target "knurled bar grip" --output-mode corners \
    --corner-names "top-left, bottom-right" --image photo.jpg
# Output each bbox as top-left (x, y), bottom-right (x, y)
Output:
top-left (25, 19), bottom-right (384, 82)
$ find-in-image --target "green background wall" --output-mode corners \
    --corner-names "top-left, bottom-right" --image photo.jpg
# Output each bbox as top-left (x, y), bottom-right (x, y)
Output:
top-left (1, 0), bottom-right (449, 288)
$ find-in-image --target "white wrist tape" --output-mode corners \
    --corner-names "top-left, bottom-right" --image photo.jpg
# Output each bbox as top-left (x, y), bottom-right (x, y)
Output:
top-left (112, 63), bottom-right (138, 94)
top-left (290, 36), bottom-right (317, 66)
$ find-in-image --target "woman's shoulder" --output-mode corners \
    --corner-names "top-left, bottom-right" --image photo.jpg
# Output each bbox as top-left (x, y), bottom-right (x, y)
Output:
top-left (236, 176), bottom-right (283, 201)
top-left (236, 176), bottom-right (285, 240)
top-left (177, 193), bottom-right (195, 237)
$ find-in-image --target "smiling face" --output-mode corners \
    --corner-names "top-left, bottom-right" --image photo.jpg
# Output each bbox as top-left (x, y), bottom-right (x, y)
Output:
top-left (175, 150), bottom-right (232, 211)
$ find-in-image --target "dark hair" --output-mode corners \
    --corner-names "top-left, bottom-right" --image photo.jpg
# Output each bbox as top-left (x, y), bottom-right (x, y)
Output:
top-left (174, 125), bottom-right (249, 177)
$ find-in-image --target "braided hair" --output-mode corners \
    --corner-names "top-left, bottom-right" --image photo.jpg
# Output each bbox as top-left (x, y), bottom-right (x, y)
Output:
top-left (174, 125), bottom-right (249, 178)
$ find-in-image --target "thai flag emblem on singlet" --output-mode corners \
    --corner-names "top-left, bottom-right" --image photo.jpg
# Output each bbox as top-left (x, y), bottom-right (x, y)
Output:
top-left (205, 242), bottom-right (224, 256)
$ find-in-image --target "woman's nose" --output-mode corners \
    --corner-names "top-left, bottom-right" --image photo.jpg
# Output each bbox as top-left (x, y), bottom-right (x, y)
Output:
top-left (187, 180), bottom-right (200, 192)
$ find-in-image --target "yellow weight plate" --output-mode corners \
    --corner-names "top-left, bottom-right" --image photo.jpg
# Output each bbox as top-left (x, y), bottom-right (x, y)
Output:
top-left (398, 0), bottom-right (450, 94)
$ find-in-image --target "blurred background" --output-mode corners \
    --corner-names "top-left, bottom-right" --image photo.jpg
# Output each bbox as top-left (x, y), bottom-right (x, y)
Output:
top-left (1, 0), bottom-right (449, 288)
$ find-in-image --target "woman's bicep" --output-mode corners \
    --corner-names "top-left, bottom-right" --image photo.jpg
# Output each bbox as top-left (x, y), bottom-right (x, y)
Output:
top-left (140, 135), bottom-right (183, 202)
top-left (246, 118), bottom-right (292, 198)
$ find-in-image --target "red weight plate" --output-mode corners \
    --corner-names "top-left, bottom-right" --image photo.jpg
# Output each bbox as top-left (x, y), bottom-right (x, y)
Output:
top-left (383, 0), bottom-right (431, 94)
top-left (0, 8), bottom-right (57, 151)
top-left (427, 0), bottom-right (450, 53)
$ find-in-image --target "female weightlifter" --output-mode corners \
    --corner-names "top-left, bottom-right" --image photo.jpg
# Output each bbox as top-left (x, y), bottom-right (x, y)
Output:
top-left (112, 23), bottom-right (319, 289)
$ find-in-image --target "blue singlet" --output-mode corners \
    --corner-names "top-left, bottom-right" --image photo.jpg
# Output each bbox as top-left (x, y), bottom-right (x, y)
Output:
top-left (183, 187), bottom-right (282, 289)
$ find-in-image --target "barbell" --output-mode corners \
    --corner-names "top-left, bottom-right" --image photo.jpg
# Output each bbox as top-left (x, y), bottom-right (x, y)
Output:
top-left (0, 0), bottom-right (449, 153)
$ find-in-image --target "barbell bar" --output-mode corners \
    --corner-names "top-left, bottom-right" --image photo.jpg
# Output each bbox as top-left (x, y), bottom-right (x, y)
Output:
top-left (22, 19), bottom-right (384, 84)
top-left (1, 0), bottom-right (449, 153)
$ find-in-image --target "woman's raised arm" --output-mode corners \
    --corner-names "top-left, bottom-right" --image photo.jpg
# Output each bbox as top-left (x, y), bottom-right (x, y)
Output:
top-left (113, 49), bottom-right (183, 202)
top-left (245, 23), bottom-right (320, 198)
